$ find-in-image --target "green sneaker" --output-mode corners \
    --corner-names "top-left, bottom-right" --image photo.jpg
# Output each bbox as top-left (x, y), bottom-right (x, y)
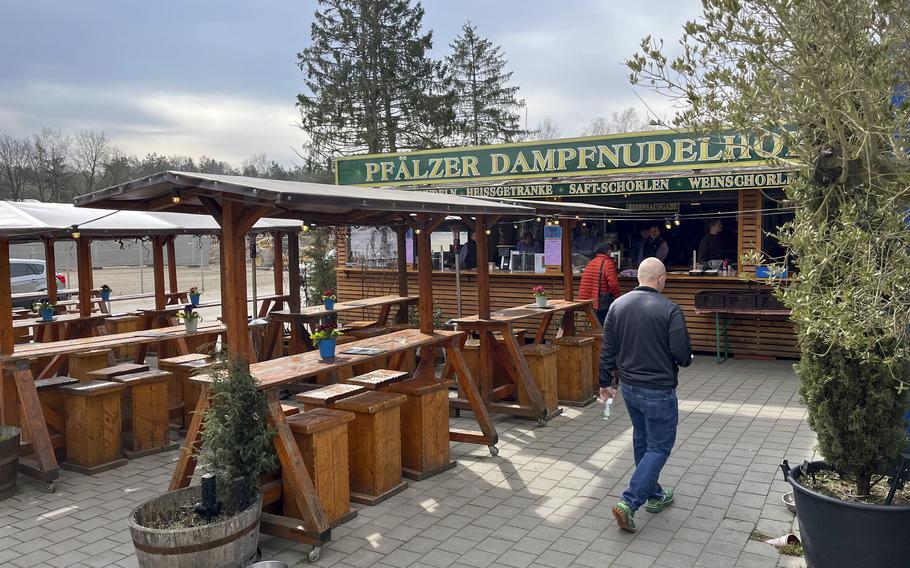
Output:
top-left (612, 501), bottom-right (636, 532)
top-left (645, 488), bottom-right (675, 513)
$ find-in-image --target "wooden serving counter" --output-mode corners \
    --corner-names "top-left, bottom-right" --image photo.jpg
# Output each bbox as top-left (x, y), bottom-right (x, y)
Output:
top-left (335, 267), bottom-right (797, 359)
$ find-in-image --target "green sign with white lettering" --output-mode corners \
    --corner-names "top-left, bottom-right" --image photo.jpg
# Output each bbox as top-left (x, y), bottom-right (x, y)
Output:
top-left (334, 129), bottom-right (791, 188)
top-left (409, 171), bottom-right (793, 199)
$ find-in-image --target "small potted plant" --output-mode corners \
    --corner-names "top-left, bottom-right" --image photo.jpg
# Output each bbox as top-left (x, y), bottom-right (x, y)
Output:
top-left (310, 322), bottom-right (342, 359)
top-left (128, 357), bottom-right (276, 567)
top-left (321, 289), bottom-right (337, 311)
top-left (99, 284), bottom-right (112, 302)
top-left (532, 285), bottom-right (548, 308)
top-left (32, 299), bottom-right (55, 322)
top-left (176, 304), bottom-right (202, 333)
top-left (188, 287), bottom-right (202, 306)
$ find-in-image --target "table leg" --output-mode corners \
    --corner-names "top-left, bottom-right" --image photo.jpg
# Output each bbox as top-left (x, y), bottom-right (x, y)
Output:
top-left (501, 328), bottom-right (547, 421)
top-left (723, 315), bottom-right (729, 362)
top-left (582, 306), bottom-right (602, 330)
top-left (169, 384), bottom-right (210, 490)
top-left (376, 305), bottom-right (392, 327)
top-left (446, 343), bottom-right (498, 448)
top-left (265, 392), bottom-right (330, 537)
top-left (534, 313), bottom-right (554, 344)
top-left (560, 309), bottom-right (577, 336)
top-left (11, 361), bottom-right (59, 480)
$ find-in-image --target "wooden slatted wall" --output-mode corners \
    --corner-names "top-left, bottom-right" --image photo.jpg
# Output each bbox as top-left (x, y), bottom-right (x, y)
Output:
top-left (738, 188), bottom-right (763, 275)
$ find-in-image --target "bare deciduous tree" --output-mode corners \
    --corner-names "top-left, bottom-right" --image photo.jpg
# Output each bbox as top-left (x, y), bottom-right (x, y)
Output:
top-left (582, 108), bottom-right (654, 136)
top-left (0, 135), bottom-right (31, 201)
top-left (73, 130), bottom-right (110, 194)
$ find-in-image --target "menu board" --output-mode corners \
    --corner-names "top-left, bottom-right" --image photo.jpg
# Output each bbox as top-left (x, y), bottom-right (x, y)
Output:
top-left (543, 225), bottom-right (562, 267)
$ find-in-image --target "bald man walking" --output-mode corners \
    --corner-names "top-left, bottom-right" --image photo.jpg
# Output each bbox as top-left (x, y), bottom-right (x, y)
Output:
top-left (600, 258), bottom-right (692, 532)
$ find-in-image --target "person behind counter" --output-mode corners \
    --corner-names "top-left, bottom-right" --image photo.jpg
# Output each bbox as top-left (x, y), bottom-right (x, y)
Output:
top-left (641, 225), bottom-right (669, 264)
top-left (516, 231), bottom-right (542, 253)
top-left (458, 231), bottom-right (478, 269)
top-left (573, 223), bottom-right (599, 256)
top-left (697, 219), bottom-right (724, 264)
top-left (578, 243), bottom-right (622, 323)
top-left (632, 227), bottom-right (650, 266)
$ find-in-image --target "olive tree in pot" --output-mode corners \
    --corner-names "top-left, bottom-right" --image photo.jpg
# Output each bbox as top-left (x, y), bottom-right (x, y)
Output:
top-left (628, 2), bottom-right (910, 566)
top-left (128, 357), bottom-right (276, 568)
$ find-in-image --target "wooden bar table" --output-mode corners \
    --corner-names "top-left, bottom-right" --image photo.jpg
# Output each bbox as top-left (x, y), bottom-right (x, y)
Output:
top-left (448, 298), bottom-right (601, 425)
top-left (270, 294), bottom-right (419, 354)
top-left (0, 321), bottom-right (224, 488)
top-left (14, 312), bottom-right (110, 343)
top-left (170, 328), bottom-right (497, 549)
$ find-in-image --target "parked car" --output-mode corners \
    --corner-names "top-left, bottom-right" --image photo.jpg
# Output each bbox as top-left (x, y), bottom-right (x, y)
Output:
top-left (10, 259), bottom-right (67, 308)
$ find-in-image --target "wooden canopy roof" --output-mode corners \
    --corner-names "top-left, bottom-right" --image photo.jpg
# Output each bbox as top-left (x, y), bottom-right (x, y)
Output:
top-left (74, 171), bottom-right (533, 224)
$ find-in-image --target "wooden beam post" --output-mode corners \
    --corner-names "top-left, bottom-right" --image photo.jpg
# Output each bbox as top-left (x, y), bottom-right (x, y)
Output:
top-left (166, 237), bottom-right (179, 300)
top-left (560, 218), bottom-right (574, 301)
top-left (0, 239), bottom-right (13, 356)
top-left (475, 216), bottom-right (491, 320)
top-left (286, 230), bottom-right (303, 353)
top-left (76, 237), bottom-right (94, 317)
top-left (43, 238), bottom-right (57, 304)
top-left (272, 231), bottom-right (284, 297)
top-left (152, 236), bottom-right (166, 311)
top-left (220, 200), bottom-right (265, 361)
top-left (395, 226), bottom-right (409, 324)
top-left (416, 216), bottom-right (435, 334)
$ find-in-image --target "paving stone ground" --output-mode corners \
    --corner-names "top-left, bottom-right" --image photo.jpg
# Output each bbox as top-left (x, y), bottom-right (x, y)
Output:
top-left (0, 357), bottom-right (813, 568)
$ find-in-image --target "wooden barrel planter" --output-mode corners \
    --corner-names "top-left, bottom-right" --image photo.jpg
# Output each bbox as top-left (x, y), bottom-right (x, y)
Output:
top-left (129, 486), bottom-right (262, 568)
top-left (0, 426), bottom-right (20, 501)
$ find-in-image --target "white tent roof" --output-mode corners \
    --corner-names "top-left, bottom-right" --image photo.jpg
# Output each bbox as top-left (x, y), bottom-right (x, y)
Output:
top-left (0, 201), bottom-right (300, 241)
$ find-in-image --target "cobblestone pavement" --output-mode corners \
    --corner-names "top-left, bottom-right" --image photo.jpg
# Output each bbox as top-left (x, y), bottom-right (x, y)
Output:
top-left (0, 357), bottom-right (813, 568)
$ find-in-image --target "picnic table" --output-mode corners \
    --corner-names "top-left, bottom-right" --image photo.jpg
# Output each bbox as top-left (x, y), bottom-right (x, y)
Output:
top-left (0, 321), bottom-right (225, 487)
top-left (695, 307), bottom-right (793, 363)
top-left (449, 299), bottom-right (601, 424)
top-left (270, 295), bottom-right (418, 353)
top-left (169, 327), bottom-right (494, 550)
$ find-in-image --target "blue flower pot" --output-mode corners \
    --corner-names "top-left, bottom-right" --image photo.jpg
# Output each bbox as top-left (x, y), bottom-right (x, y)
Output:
top-left (318, 338), bottom-right (337, 359)
top-left (40, 308), bottom-right (54, 322)
top-left (189, 294), bottom-right (201, 306)
top-left (100, 290), bottom-right (111, 302)
top-left (324, 299), bottom-right (335, 311)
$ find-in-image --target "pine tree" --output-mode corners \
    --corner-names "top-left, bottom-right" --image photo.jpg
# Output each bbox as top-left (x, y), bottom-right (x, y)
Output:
top-left (296, 0), bottom-right (453, 158)
top-left (445, 22), bottom-right (525, 146)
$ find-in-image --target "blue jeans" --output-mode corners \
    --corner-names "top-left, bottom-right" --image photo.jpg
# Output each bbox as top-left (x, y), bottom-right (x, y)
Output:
top-left (620, 383), bottom-right (679, 511)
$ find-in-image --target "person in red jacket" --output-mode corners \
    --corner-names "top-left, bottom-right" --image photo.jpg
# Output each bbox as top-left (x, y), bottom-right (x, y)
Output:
top-left (578, 244), bottom-right (622, 323)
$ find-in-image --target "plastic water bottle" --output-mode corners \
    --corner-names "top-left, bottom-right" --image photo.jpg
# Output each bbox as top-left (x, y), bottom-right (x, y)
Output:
top-left (602, 397), bottom-right (613, 420)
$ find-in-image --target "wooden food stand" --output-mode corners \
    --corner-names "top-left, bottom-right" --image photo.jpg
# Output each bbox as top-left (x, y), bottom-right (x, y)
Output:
top-left (75, 170), bottom-right (533, 556)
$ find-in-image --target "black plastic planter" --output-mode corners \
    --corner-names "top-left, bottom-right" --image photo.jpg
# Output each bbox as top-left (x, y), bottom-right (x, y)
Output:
top-left (785, 460), bottom-right (910, 568)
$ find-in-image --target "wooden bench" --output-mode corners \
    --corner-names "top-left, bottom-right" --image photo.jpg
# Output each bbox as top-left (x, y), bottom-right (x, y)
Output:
top-left (59, 380), bottom-right (127, 474)
top-left (109, 370), bottom-right (177, 458)
top-left (284, 409), bottom-right (357, 527)
top-left (555, 336), bottom-right (596, 407)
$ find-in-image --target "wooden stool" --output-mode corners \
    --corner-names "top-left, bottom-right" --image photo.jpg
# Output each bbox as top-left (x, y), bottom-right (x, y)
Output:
top-left (109, 370), bottom-right (177, 458)
top-left (35, 376), bottom-right (79, 456)
top-left (579, 330), bottom-right (603, 398)
top-left (334, 391), bottom-right (408, 505)
top-left (284, 409), bottom-right (357, 527)
top-left (295, 384), bottom-right (365, 411)
top-left (105, 315), bottom-right (144, 360)
top-left (159, 354), bottom-right (211, 428)
top-left (68, 349), bottom-right (114, 382)
top-left (387, 377), bottom-right (456, 480)
top-left (554, 336), bottom-right (596, 406)
top-left (520, 343), bottom-right (560, 414)
top-left (59, 380), bottom-right (127, 474)
top-left (178, 359), bottom-right (218, 427)
top-left (86, 363), bottom-right (150, 381)
top-left (348, 369), bottom-right (409, 390)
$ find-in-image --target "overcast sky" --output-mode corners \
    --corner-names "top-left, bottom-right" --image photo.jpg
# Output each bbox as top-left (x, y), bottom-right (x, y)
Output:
top-left (0, 1), bottom-right (702, 167)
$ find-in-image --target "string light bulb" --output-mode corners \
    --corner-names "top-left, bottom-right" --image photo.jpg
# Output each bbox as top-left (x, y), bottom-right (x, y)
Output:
top-left (171, 190), bottom-right (182, 204)
top-left (484, 229), bottom-right (491, 235)
top-left (664, 218), bottom-right (672, 230)
top-left (302, 225), bottom-right (310, 232)
top-left (673, 214), bottom-right (681, 226)
top-left (415, 228), bottom-right (421, 235)
top-left (70, 225), bottom-right (81, 239)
